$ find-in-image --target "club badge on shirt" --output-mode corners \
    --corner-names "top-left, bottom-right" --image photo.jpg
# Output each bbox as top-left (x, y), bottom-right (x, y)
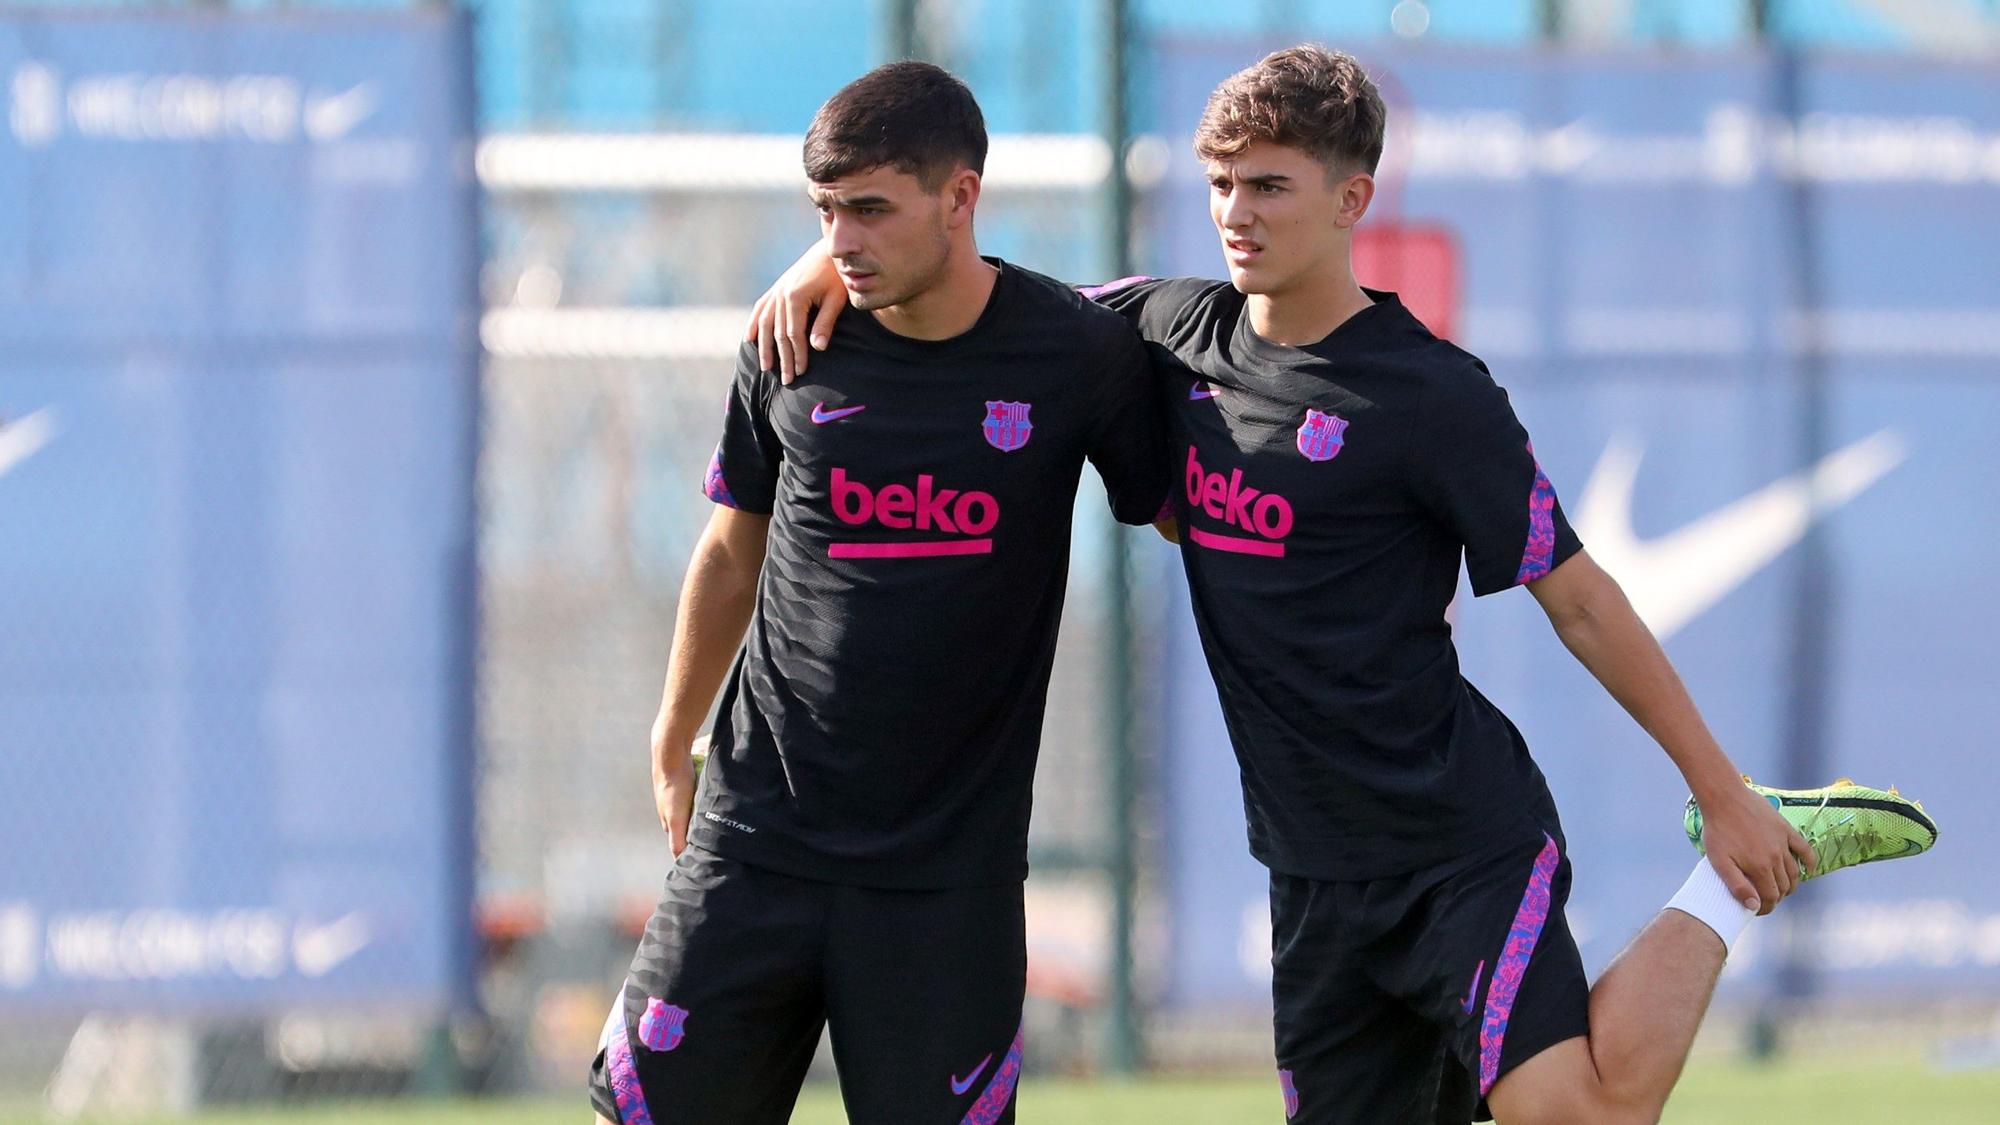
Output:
top-left (983, 401), bottom-right (1033, 452)
top-left (1296, 409), bottom-right (1349, 462)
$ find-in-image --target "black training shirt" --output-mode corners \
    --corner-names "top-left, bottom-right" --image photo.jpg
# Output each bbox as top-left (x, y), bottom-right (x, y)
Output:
top-left (691, 261), bottom-right (1169, 888)
top-left (1087, 277), bottom-right (1581, 880)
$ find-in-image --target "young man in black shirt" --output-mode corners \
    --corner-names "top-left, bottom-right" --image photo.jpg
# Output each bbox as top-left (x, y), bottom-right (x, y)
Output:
top-left (752, 45), bottom-right (1934, 1125)
top-left (588, 63), bottom-right (1168, 1125)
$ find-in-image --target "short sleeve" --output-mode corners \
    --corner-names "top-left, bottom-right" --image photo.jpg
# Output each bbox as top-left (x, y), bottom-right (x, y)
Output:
top-left (1413, 361), bottom-right (1582, 596)
top-left (1078, 276), bottom-right (1216, 342)
top-left (1077, 275), bottom-right (1160, 310)
top-left (1082, 325), bottom-right (1172, 525)
top-left (702, 344), bottom-right (782, 514)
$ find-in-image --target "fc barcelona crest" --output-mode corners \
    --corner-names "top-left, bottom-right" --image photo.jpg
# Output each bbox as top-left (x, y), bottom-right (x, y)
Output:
top-left (983, 401), bottom-right (1033, 452)
top-left (1296, 409), bottom-right (1348, 462)
top-left (638, 997), bottom-right (689, 1052)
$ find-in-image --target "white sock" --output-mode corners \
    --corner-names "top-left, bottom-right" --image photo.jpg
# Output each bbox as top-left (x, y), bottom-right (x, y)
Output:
top-left (1665, 860), bottom-right (1757, 950)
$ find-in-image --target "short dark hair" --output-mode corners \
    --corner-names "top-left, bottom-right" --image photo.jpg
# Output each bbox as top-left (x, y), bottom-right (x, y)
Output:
top-left (803, 62), bottom-right (987, 190)
top-left (1195, 45), bottom-right (1385, 176)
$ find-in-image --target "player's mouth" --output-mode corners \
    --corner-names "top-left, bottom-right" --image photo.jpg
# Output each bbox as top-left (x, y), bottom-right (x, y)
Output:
top-left (1225, 238), bottom-right (1264, 265)
top-left (839, 268), bottom-right (879, 292)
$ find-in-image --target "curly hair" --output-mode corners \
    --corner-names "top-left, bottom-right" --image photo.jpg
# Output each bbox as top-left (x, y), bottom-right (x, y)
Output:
top-left (1193, 45), bottom-right (1386, 176)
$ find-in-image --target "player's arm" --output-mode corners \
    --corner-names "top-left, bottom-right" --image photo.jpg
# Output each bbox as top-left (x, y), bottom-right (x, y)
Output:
top-left (748, 238), bottom-right (846, 382)
top-left (651, 505), bottom-right (770, 856)
top-left (1526, 551), bottom-right (1814, 914)
top-left (1082, 329), bottom-right (1175, 527)
top-left (745, 241), bottom-right (1186, 382)
top-left (654, 343), bottom-right (782, 854)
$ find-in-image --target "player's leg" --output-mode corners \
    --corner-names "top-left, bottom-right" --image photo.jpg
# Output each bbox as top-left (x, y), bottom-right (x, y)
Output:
top-left (1479, 908), bottom-right (1719, 1124)
top-left (1484, 778), bottom-right (1938, 1124)
top-left (1362, 833), bottom-right (1592, 1125)
top-left (1271, 870), bottom-right (1458, 1124)
top-left (586, 847), bottom-right (828, 1124)
top-left (821, 879), bottom-right (1027, 1124)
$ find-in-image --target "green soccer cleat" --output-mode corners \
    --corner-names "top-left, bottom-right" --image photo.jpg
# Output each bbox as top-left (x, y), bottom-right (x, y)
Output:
top-left (1684, 776), bottom-right (1938, 879)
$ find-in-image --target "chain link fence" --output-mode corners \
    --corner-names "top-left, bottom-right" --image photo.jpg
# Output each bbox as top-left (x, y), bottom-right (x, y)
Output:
top-left (0, 183), bottom-right (1164, 1122)
top-left (470, 139), bottom-right (1164, 1089)
top-left (12, 1), bottom-right (2000, 1116)
top-left (0, 0), bottom-right (1161, 1105)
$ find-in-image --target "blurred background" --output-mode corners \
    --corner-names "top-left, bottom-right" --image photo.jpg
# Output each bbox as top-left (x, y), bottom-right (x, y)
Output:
top-left (2, 0), bottom-right (1998, 1121)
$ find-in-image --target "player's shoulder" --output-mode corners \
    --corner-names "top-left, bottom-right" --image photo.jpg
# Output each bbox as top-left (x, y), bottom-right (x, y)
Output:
top-left (731, 338), bottom-right (777, 386)
top-left (1003, 260), bottom-right (1119, 324)
top-left (1411, 337), bottom-right (1497, 392)
top-left (1086, 274), bottom-right (1229, 308)
top-left (1390, 330), bottom-right (1519, 433)
top-left (1153, 275), bottom-right (1237, 308)
top-left (1357, 296), bottom-right (1500, 397)
top-left (1087, 275), bottom-right (1236, 328)
top-left (1002, 262), bottom-right (1146, 349)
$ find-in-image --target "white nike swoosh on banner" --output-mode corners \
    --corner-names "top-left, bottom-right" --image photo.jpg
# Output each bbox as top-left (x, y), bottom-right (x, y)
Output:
top-left (0, 408), bottom-right (56, 480)
top-left (305, 82), bottom-right (378, 142)
top-left (294, 912), bottom-right (371, 978)
top-left (1574, 428), bottom-right (1907, 640)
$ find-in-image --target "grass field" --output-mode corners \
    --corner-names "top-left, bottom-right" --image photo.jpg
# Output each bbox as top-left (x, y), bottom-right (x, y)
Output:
top-left (39, 1055), bottom-right (2000, 1125)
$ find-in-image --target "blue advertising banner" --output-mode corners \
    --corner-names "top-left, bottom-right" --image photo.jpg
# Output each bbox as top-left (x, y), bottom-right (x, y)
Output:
top-left (1150, 43), bottom-right (2000, 1009)
top-left (0, 12), bottom-right (479, 1014)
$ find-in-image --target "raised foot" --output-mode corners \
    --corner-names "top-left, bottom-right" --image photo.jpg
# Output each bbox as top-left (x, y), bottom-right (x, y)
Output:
top-left (1684, 776), bottom-right (1937, 878)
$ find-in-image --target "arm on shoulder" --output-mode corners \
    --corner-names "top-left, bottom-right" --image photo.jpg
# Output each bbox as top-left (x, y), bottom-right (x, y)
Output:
top-left (747, 239), bottom-right (845, 383)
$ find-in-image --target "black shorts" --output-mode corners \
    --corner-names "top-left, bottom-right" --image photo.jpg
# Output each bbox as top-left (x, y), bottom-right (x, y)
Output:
top-left (588, 846), bottom-right (1026, 1125)
top-left (1270, 831), bottom-right (1591, 1124)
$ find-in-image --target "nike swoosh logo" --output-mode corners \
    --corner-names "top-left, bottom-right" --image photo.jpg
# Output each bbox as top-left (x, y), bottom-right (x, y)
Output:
top-left (294, 911), bottom-right (371, 978)
top-left (304, 82), bottom-right (378, 142)
top-left (0, 408), bottom-right (57, 480)
top-left (1189, 383), bottom-right (1218, 400)
top-left (1461, 959), bottom-right (1485, 1014)
top-left (950, 1052), bottom-right (993, 1095)
top-left (1574, 429), bottom-right (1906, 640)
top-left (811, 403), bottom-right (866, 424)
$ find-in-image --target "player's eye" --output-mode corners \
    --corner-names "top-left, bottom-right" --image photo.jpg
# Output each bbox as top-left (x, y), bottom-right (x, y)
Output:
top-left (1257, 182), bottom-right (1283, 195)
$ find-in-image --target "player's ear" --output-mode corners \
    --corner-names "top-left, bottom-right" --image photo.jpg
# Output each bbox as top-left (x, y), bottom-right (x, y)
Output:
top-left (1333, 171), bottom-right (1374, 230)
top-left (943, 168), bottom-right (982, 230)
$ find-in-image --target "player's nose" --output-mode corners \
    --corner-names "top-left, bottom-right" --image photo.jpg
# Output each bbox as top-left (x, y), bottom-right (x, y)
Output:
top-left (1215, 187), bottom-right (1255, 230)
top-left (825, 215), bottom-right (866, 261)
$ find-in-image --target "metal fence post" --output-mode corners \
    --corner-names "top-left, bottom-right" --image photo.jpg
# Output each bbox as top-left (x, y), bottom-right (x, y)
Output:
top-left (1097, 0), bottom-right (1143, 1078)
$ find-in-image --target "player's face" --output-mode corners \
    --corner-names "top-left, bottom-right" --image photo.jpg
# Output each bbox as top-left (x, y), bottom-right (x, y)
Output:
top-left (810, 165), bottom-right (958, 312)
top-left (1207, 141), bottom-right (1371, 298)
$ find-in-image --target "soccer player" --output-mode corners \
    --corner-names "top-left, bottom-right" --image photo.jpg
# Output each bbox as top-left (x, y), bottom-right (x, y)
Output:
top-left (588, 63), bottom-right (1168, 1125)
top-left (750, 45), bottom-right (1936, 1125)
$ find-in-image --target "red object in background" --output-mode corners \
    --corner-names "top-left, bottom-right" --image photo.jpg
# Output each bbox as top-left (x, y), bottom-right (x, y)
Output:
top-left (1354, 59), bottom-right (1462, 342)
top-left (1353, 221), bottom-right (1461, 341)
